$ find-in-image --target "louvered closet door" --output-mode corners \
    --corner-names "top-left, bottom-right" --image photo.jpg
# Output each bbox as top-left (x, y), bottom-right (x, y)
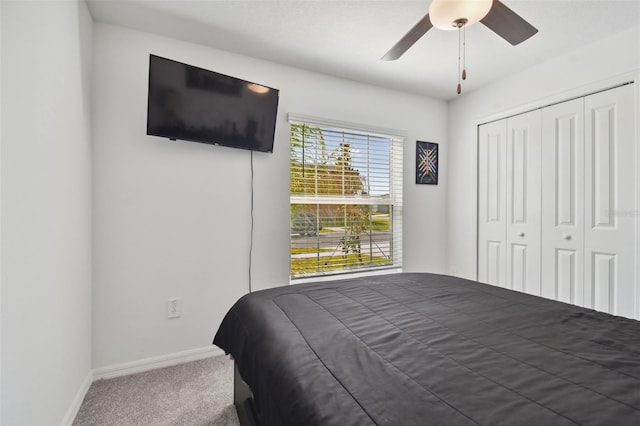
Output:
top-left (478, 120), bottom-right (507, 287)
top-left (584, 84), bottom-right (636, 318)
top-left (506, 110), bottom-right (542, 295)
top-left (541, 99), bottom-right (585, 305)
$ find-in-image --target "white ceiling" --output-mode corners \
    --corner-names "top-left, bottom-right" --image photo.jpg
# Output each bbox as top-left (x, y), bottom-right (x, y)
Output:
top-left (87, 0), bottom-right (640, 100)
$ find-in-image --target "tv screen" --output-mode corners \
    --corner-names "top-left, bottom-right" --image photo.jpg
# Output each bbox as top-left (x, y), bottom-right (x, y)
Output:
top-left (147, 55), bottom-right (279, 153)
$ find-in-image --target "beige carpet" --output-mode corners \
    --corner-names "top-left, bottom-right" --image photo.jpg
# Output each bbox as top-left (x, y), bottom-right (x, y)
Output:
top-left (73, 355), bottom-right (240, 426)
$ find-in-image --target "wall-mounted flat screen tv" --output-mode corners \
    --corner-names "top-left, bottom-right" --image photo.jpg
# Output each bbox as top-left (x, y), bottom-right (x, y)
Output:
top-left (147, 55), bottom-right (279, 153)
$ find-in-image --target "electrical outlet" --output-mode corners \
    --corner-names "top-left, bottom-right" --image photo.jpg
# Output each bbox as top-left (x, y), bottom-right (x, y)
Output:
top-left (167, 298), bottom-right (181, 319)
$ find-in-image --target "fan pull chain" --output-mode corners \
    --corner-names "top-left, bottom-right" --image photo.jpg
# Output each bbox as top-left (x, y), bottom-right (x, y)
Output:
top-left (457, 25), bottom-right (462, 95)
top-left (462, 25), bottom-right (467, 81)
top-left (454, 18), bottom-right (468, 95)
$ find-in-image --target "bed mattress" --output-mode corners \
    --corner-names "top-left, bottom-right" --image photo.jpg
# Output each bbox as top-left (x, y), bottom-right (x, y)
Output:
top-left (213, 273), bottom-right (640, 425)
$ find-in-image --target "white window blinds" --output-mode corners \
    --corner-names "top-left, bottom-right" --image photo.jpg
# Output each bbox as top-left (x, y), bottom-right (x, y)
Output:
top-left (288, 114), bottom-right (404, 279)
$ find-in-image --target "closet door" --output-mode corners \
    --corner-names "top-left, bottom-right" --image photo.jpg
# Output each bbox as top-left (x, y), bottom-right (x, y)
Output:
top-left (478, 120), bottom-right (507, 287)
top-left (541, 99), bottom-right (585, 305)
top-left (506, 110), bottom-right (542, 295)
top-left (584, 84), bottom-right (636, 318)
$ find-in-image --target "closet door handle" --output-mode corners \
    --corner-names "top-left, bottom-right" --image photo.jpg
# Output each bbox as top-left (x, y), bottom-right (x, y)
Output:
top-left (563, 234), bottom-right (572, 240)
top-left (518, 232), bottom-right (525, 237)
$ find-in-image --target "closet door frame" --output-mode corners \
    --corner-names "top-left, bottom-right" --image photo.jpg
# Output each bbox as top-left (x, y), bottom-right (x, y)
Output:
top-left (634, 78), bottom-right (640, 321)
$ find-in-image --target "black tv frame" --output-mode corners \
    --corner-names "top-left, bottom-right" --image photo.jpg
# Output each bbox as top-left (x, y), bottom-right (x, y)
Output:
top-left (146, 54), bottom-right (279, 153)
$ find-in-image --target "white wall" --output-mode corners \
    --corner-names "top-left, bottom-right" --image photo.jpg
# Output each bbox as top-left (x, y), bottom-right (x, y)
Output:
top-left (446, 26), bottom-right (640, 280)
top-left (1, 2), bottom-right (4, 421)
top-left (1, 1), bottom-right (93, 424)
top-left (92, 24), bottom-right (448, 369)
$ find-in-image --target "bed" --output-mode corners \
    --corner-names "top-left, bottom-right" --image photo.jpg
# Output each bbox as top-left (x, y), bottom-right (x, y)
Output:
top-left (213, 273), bottom-right (640, 425)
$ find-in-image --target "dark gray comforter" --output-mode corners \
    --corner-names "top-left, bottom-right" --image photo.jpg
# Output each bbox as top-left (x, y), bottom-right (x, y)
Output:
top-left (213, 273), bottom-right (640, 425)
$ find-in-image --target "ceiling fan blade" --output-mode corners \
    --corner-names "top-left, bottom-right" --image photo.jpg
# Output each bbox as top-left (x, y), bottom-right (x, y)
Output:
top-left (481, 0), bottom-right (538, 46)
top-left (382, 14), bottom-right (433, 61)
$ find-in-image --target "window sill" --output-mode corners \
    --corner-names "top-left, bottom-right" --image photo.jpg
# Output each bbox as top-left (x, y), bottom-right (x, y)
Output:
top-left (290, 267), bottom-right (403, 285)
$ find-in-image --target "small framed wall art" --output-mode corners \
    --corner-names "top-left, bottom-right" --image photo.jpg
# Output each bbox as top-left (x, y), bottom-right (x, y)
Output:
top-left (416, 141), bottom-right (438, 185)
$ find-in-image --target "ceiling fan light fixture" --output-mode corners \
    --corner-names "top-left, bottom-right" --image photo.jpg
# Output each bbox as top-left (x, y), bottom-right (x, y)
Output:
top-left (429, 0), bottom-right (493, 30)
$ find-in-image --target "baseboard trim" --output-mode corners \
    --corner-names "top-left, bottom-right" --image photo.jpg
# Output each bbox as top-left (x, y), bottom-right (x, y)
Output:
top-left (60, 369), bottom-right (93, 426)
top-left (93, 345), bottom-right (224, 380)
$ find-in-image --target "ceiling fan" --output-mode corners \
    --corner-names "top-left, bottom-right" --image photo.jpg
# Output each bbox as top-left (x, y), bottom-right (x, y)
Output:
top-left (383, 0), bottom-right (538, 93)
top-left (383, 0), bottom-right (537, 61)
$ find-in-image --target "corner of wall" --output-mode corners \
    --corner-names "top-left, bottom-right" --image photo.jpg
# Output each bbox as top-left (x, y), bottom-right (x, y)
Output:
top-left (0, 0), bottom-right (4, 421)
top-left (60, 370), bottom-right (93, 426)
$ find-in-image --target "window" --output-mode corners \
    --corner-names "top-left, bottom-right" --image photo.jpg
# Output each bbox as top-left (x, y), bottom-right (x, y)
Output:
top-left (289, 114), bottom-right (404, 279)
